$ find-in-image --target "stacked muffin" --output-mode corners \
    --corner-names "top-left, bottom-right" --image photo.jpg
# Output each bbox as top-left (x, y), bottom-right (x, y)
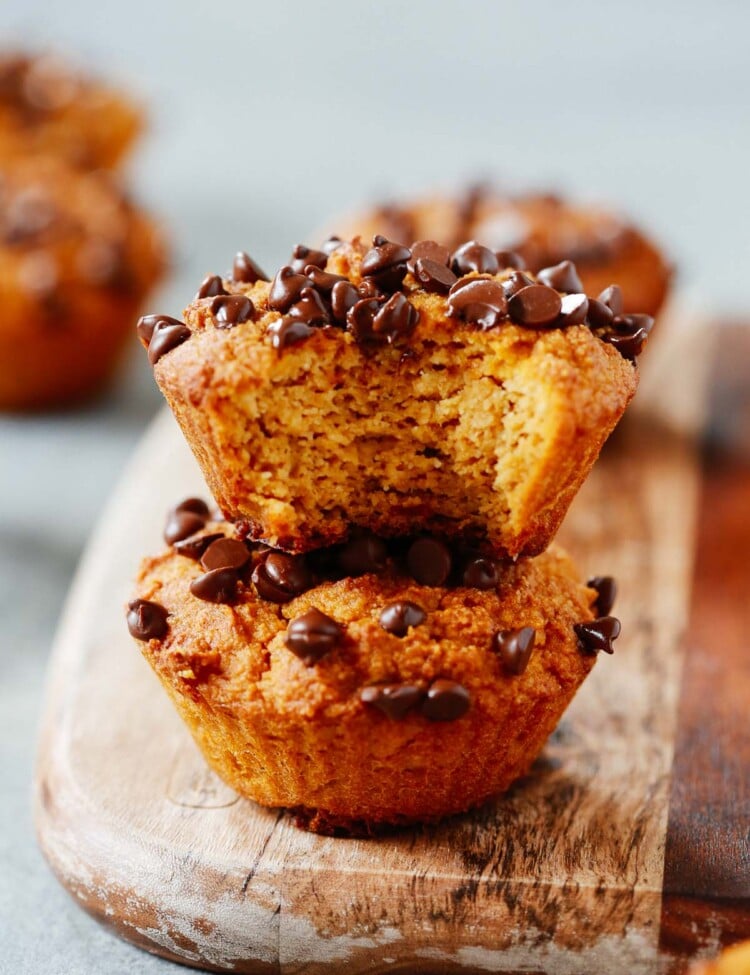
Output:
top-left (0, 52), bottom-right (165, 409)
top-left (128, 234), bottom-right (651, 834)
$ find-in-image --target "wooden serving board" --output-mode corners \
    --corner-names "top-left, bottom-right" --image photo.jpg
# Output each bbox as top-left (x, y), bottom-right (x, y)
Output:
top-left (35, 318), bottom-right (750, 974)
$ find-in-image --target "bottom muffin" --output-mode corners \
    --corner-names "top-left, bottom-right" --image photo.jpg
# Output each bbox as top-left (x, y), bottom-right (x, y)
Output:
top-left (128, 506), bottom-right (618, 832)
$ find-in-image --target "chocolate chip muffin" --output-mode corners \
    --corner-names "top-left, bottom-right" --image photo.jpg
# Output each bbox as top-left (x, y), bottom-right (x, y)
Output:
top-left (330, 185), bottom-right (672, 318)
top-left (0, 154), bottom-right (166, 410)
top-left (0, 51), bottom-right (141, 169)
top-left (128, 502), bottom-right (619, 832)
top-left (139, 236), bottom-right (646, 558)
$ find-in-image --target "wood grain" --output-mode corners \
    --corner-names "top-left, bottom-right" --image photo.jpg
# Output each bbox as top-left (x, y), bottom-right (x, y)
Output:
top-left (34, 317), bottom-right (748, 973)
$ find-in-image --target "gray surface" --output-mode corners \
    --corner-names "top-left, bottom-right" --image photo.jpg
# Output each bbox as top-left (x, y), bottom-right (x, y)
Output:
top-left (0, 1), bottom-right (748, 972)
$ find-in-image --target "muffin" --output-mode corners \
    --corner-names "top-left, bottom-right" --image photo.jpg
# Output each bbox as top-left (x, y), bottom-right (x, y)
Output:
top-left (0, 51), bottom-right (141, 170)
top-left (138, 236), bottom-right (645, 558)
top-left (0, 154), bottom-right (165, 409)
top-left (128, 503), bottom-right (620, 832)
top-left (331, 185), bottom-right (672, 318)
top-left (691, 942), bottom-right (750, 975)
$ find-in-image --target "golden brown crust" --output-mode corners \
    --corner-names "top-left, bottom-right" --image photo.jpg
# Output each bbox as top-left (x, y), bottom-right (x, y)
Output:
top-left (0, 154), bottom-right (166, 409)
top-left (153, 241), bottom-right (637, 557)
top-left (332, 189), bottom-right (672, 317)
top-left (0, 51), bottom-right (141, 169)
top-left (132, 534), bottom-right (598, 826)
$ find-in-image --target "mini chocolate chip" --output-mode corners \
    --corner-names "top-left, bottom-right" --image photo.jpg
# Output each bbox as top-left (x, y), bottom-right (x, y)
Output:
top-left (360, 683), bottom-right (423, 720)
top-left (136, 313), bottom-right (182, 348)
top-left (290, 243), bottom-right (328, 273)
top-left (408, 239), bottom-right (451, 272)
top-left (495, 249), bottom-right (526, 270)
top-left (451, 241), bottom-right (499, 276)
top-left (508, 284), bottom-right (562, 327)
top-left (586, 297), bottom-right (614, 329)
top-left (371, 293), bottom-right (419, 343)
top-left (200, 537), bottom-right (251, 572)
top-left (173, 531), bottom-right (224, 560)
top-left (537, 260), bottom-right (584, 294)
top-left (361, 236), bottom-right (411, 291)
top-left (575, 616), bottom-right (621, 654)
top-left (407, 537), bottom-right (452, 586)
top-left (304, 266), bottom-right (346, 294)
top-left (189, 567), bottom-right (240, 604)
top-left (232, 251), bottom-right (268, 284)
top-left (604, 314), bottom-right (654, 360)
top-left (447, 277), bottom-right (508, 329)
top-left (266, 316), bottom-right (315, 351)
top-left (285, 608), bottom-right (344, 665)
top-left (148, 320), bottom-right (192, 364)
top-left (357, 277), bottom-right (384, 300)
top-left (379, 601), bottom-right (427, 637)
top-left (288, 287), bottom-right (329, 324)
top-left (462, 557), bottom-right (498, 590)
top-left (164, 509), bottom-right (207, 546)
top-left (493, 626), bottom-right (536, 675)
top-left (501, 270), bottom-right (535, 298)
top-left (195, 273), bottom-right (227, 300)
top-left (339, 534), bottom-right (388, 576)
top-left (211, 293), bottom-right (253, 327)
top-left (556, 293), bottom-right (590, 327)
top-left (587, 576), bottom-right (617, 616)
top-left (346, 296), bottom-right (384, 344)
top-left (413, 257), bottom-right (457, 294)
top-left (252, 552), bottom-right (311, 603)
top-left (599, 284), bottom-right (624, 316)
top-left (175, 497), bottom-right (211, 517)
top-left (268, 266), bottom-right (311, 313)
top-left (127, 599), bottom-right (169, 641)
top-left (330, 280), bottom-right (359, 323)
top-left (421, 679), bottom-right (470, 721)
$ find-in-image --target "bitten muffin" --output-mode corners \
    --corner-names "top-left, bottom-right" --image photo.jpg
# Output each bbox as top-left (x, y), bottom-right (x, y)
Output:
top-left (691, 942), bottom-right (750, 975)
top-left (128, 504), bottom-right (620, 832)
top-left (0, 154), bottom-right (165, 409)
top-left (0, 51), bottom-right (141, 170)
top-left (331, 185), bottom-right (672, 318)
top-left (139, 236), bottom-right (646, 557)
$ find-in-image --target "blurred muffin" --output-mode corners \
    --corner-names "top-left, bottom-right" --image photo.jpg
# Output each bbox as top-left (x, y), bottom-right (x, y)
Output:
top-left (0, 154), bottom-right (165, 410)
top-left (332, 185), bottom-right (672, 317)
top-left (129, 506), bottom-right (616, 832)
top-left (0, 51), bottom-right (141, 170)
top-left (691, 941), bottom-right (750, 975)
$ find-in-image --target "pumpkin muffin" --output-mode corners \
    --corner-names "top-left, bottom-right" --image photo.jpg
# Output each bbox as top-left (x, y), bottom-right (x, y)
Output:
top-left (128, 504), bottom-right (620, 833)
top-left (0, 153), bottom-right (166, 409)
top-left (331, 185), bottom-right (672, 318)
top-left (138, 236), bottom-right (646, 558)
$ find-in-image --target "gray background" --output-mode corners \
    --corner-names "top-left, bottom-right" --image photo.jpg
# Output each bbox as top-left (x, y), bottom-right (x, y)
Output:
top-left (1, 1), bottom-right (748, 972)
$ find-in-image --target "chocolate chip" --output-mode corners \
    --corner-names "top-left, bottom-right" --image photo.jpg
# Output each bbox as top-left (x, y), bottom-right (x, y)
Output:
top-left (290, 244), bottom-right (328, 273)
top-left (495, 249), bottom-right (526, 270)
top-left (586, 297), bottom-right (614, 329)
top-left (407, 537), bottom-right (452, 586)
top-left (462, 557), bottom-right (498, 590)
top-left (136, 313), bottom-right (183, 349)
top-left (266, 316), bottom-right (315, 351)
top-left (252, 552), bottom-right (312, 603)
top-left (320, 235), bottom-right (342, 255)
top-left (371, 293), bottom-right (419, 344)
top-left (537, 260), bottom-right (584, 294)
top-left (599, 284), bottom-right (624, 316)
top-left (447, 277), bottom-right (508, 329)
top-left (508, 284), bottom-right (562, 327)
top-left (189, 568), bottom-right (240, 604)
top-left (421, 679), bottom-right (470, 721)
top-left (575, 616), bottom-right (621, 654)
top-left (148, 319), bottom-right (192, 364)
top-left (232, 251), bottom-right (268, 284)
top-left (451, 241), bottom-right (499, 276)
top-left (164, 509), bottom-right (208, 545)
top-left (173, 531), bottom-right (224, 561)
top-left (127, 599), bottom-right (169, 641)
top-left (304, 266), bottom-right (346, 294)
top-left (195, 273), bottom-right (227, 300)
top-left (175, 497), bottom-right (211, 517)
top-left (501, 270), bottom-right (535, 298)
top-left (603, 314), bottom-right (654, 360)
top-left (339, 534), bottom-right (388, 576)
top-left (346, 296), bottom-right (384, 344)
top-left (557, 293), bottom-right (590, 327)
top-left (330, 280), bottom-right (359, 323)
top-left (200, 537), bottom-right (251, 572)
top-left (587, 576), bottom-right (617, 616)
top-left (268, 266), bottom-right (311, 313)
top-left (493, 626), bottom-right (536, 675)
top-left (413, 257), bottom-right (457, 295)
top-left (360, 683), bottom-right (423, 720)
top-left (288, 287), bottom-right (329, 324)
top-left (361, 236), bottom-right (411, 291)
top-left (357, 277), bottom-right (384, 300)
top-left (285, 608), bottom-right (344, 665)
top-left (379, 601), bottom-right (427, 637)
top-left (211, 293), bottom-right (253, 327)
top-left (408, 239), bottom-right (451, 273)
